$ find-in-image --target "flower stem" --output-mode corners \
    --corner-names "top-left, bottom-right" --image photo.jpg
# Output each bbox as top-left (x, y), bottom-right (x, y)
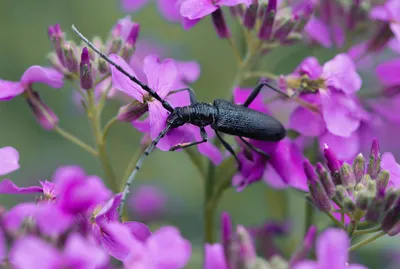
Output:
top-left (204, 161), bottom-right (216, 243)
top-left (103, 116), bottom-right (118, 141)
top-left (244, 71), bottom-right (279, 80)
top-left (325, 212), bottom-right (346, 229)
top-left (348, 231), bottom-right (386, 252)
top-left (87, 90), bottom-right (118, 193)
top-left (304, 201), bottom-right (314, 235)
top-left (353, 226), bottom-right (382, 236)
top-left (120, 146), bottom-right (146, 190)
top-left (54, 126), bottom-right (98, 156)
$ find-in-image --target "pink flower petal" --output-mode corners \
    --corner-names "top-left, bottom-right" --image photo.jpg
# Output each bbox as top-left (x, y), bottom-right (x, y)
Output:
top-left (180, 0), bottom-right (217, 19)
top-left (292, 261), bottom-right (319, 269)
top-left (305, 17), bottom-right (332, 48)
top-left (10, 236), bottom-right (61, 269)
top-left (124, 221), bottom-right (152, 242)
top-left (319, 131), bottom-right (359, 161)
top-left (35, 203), bottom-right (74, 236)
top-left (317, 229), bottom-right (349, 269)
top-left (20, 66), bottom-right (64, 88)
top-left (197, 142), bottom-right (224, 165)
top-left (143, 55), bottom-right (178, 99)
top-left (323, 54), bottom-right (361, 95)
top-left (0, 229), bottom-right (5, 261)
top-left (289, 107), bottom-right (325, 137)
top-left (3, 203), bottom-right (37, 232)
top-left (0, 146), bottom-right (20, 176)
top-left (388, 38), bottom-right (400, 54)
top-left (205, 243), bottom-right (228, 269)
top-left (263, 164), bottom-right (289, 189)
top-left (369, 6), bottom-right (389, 21)
top-left (218, 0), bottom-right (251, 6)
top-left (320, 91), bottom-right (360, 137)
top-left (0, 80), bottom-right (24, 101)
top-left (110, 54), bottom-right (146, 101)
top-left (182, 17), bottom-right (201, 30)
top-left (376, 58), bottom-right (400, 87)
top-left (148, 101), bottom-right (169, 142)
top-left (0, 179), bottom-right (42, 194)
top-left (157, 0), bottom-right (182, 22)
top-left (96, 193), bottom-right (122, 222)
top-left (295, 57), bottom-right (322, 79)
top-left (381, 152), bottom-right (400, 188)
top-left (121, 0), bottom-right (149, 12)
top-left (176, 60), bottom-right (201, 84)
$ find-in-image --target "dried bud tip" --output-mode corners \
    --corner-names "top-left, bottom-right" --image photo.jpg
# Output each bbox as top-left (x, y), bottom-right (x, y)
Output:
top-left (211, 9), bottom-right (231, 39)
top-left (80, 47), bottom-right (93, 90)
top-left (63, 43), bottom-right (78, 74)
top-left (316, 162), bottom-right (335, 198)
top-left (26, 90), bottom-right (59, 130)
top-left (117, 102), bottom-right (148, 122)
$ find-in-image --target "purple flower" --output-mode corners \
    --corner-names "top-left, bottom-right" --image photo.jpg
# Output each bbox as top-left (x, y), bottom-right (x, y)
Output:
top-left (293, 229), bottom-right (368, 269)
top-left (0, 65), bottom-right (63, 101)
top-left (376, 58), bottom-right (400, 87)
top-left (381, 152), bottom-right (400, 188)
top-left (0, 146), bottom-right (20, 176)
top-left (205, 243), bottom-right (227, 269)
top-left (10, 234), bottom-right (109, 269)
top-left (370, 0), bottom-right (400, 42)
top-left (180, 0), bottom-right (251, 20)
top-left (122, 0), bottom-right (182, 22)
top-left (305, 16), bottom-right (345, 48)
top-left (129, 185), bottom-right (167, 221)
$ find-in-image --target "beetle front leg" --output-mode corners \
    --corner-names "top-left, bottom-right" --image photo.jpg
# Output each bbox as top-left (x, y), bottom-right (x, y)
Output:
top-left (169, 127), bottom-right (207, 151)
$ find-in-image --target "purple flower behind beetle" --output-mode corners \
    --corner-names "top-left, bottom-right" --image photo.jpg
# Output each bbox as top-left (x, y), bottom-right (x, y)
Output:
top-left (370, 0), bottom-right (400, 42)
top-left (129, 185), bottom-right (166, 221)
top-left (293, 229), bottom-right (368, 269)
top-left (121, 0), bottom-right (182, 22)
top-left (0, 146), bottom-right (20, 176)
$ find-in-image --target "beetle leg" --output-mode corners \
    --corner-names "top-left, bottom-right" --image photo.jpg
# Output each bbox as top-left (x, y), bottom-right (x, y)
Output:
top-left (169, 127), bottom-right (207, 151)
top-left (215, 131), bottom-right (242, 171)
top-left (168, 87), bottom-right (198, 104)
top-left (243, 82), bottom-right (291, 107)
top-left (239, 137), bottom-right (271, 159)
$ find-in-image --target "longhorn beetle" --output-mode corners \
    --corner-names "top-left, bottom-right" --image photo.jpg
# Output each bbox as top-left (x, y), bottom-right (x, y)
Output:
top-left (72, 25), bottom-right (290, 217)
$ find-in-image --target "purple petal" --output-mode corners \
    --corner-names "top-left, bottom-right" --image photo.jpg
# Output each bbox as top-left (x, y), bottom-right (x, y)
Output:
top-left (381, 152), bottom-right (400, 188)
top-left (369, 6), bottom-right (389, 21)
top-left (64, 233), bottom-right (109, 269)
top-left (333, 23), bottom-right (345, 48)
top-left (148, 101), bottom-right (169, 142)
top-left (347, 265), bottom-right (368, 269)
top-left (0, 80), bottom-right (24, 101)
top-left (124, 221), bottom-right (152, 242)
top-left (320, 91), bottom-right (360, 137)
top-left (317, 229), bottom-right (349, 269)
top-left (295, 57), bottom-right (323, 79)
top-left (289, 107), bottom-right (325, 137)
top-left (40, 180), bottom-right (57, 199)
top-left (147, 226), bottom-right (192, 269)
top-left (123, 242), bottom-right (155, 269)
top-left (3, 203), bottom-right (37, 232)
top-left (388, 38), bottom-right (400, 54)
top-left (110, 54), bottom-right (146, 101)
top-left (182, 17), bottom-right (201, 30)
top-left (0, 146), bottom-right (20, 175)
top-left (35, 203), bottom-right (74, 236)
top-left (0, 229), bottom-right (5, 261)
top-left (99, 221), bottom-right (138, 260)
top-left (205, 243), bottom-right (228, 269)
top-left (233, 87), bottom-right (269, 113)
top-left (20, 66), bottom-right (64, 88)
top-left (263, 165), bottom-right (289, 189)
top-left (176, 61), bottom-right (201, 83)
top-left (0, 179), bottom-right (42, 194)
top-left (157, 0), bottom-right (182, 22)
top-left (129, 186), bottom-right (166, 219)
top-left (143, 55), bottom-right (178, 99)
top-left (292, 261), bottom-right (319, 269)
top-left (305, 17), bottom-right (332, 48)
top-left (217, 0), bottom-right (251, 6)
top-left (180, 0), bottom-right (217, 19)
top-left (197, 141), bottom-right (224, 165)
top-left (376, 58), bottom-right (400, 87)
top-left (96, 193), bottom-right (122, 223)
top-left (323, 54), bottom-right (361, 95)
top-left (320, 131), bottom-right (359, 161)
top-left (10, 236), bottom-right (61, 269)
top-left (121, 0), bottom-right (149, 12)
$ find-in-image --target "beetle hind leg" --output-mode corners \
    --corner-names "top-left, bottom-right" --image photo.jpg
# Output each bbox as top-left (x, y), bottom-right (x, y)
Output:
top-left (239, 137), bottom-right (270, 159)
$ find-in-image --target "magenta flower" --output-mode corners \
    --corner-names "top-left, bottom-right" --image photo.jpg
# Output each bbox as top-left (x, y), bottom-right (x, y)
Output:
top-left (0, 65), bottom-right (63, 101)
top-left (293, 229), bottom-right (368, 269)
top-left (129, 185), bottom-right (167, 221)
top-left (381, 152), bottom-right (400, 188)
top-left (0, 146), bottom-right (20, 176)
top-left (205, 243), bottom-right (227, 269)
top-left (180, 0), bottom-right (251, 20)
top-left (376, 58), bottom-right (400, 87)
top-left (305, 16), bottom-right (345, 48)
top-left (121, 0), bottom-right (182, 22)
top-left (10, 234), bottom-right (109, 269)
top-left (0, 179), bottom-right (55, 198)
top-left (370, 0), bottom-right (400, 42)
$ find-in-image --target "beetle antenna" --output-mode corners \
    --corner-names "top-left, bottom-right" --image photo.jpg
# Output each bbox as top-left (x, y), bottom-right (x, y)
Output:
top-left (261, 82), bottom-right (292, 99)
top-left (119, 124), bottom-right (172, 219)
top-left (71, 24), bottom-right (174, 113)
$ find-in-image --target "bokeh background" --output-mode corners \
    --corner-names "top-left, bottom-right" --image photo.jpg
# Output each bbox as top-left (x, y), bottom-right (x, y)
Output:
top-left (0, 1), bottom-right (398, 268)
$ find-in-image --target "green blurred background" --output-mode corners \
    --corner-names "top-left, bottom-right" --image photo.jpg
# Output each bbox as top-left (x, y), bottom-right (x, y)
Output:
top-left (0, 1), bottom-right (398, 268)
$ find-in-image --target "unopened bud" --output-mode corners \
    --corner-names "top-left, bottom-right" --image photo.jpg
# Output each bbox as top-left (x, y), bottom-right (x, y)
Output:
top-left (221, 212), bottom-right (232, 264)
top-left (258, 0), bottom-right (276, 40)
top-left (63, 43), bottom-right (78, 74)
top-left (365, 188), bottom-right (385, 222)
top-left (273, 16), bottom-right (297, 42)
top-left (324, 146), bottom-right (341, 185)
top-left (211, 8), bottom-right (230, 39)
top-left (384, 188), bottom-right (400, 211)
top-left (388, 221), bottom-right (400, 236)
top-left (26, 90), bottom-right (59, 130)
top-left (355, 192), bottom-right (371, 211)
top-left (340, 162), bottom-right (356, 188)
top-left (367, 138), bottom-right (381, 178)
top-left (48, 24), bottom-right (65, 66)
top-left (316, 163), bottom-right (335, 198)
top-left (121, 45), bottom-right (135, 62)
top-left (79, 48), bottom-right (93, 90)
top-left (289, 226), bottom-right (316, 267)
top-left (236, 225), bottom-right (257, 267)
top-left (376, 170), bottom-right (390, 190)
top-left (98, 58), bottom-right (109, 74)
top-left (305, 160), bottom-right (332, 212)
top-left (335, 185), bottom-right (349, 203)
top-left (117, 101), bottom-right (148, 122)
top-left (126, 23), bottom-right (140, 46)
top-left (243, 4), bottom-right (258, 29)
top-left (108, 38), bottom-right (123, 55)
top-left (365, 176), bottom-right (376, 194)
top-left (352, 153), bottom-right (365, 184)
top-left (382, 197), bottom-right (400, 232)
top-left (343, 197), bottom-right (356, 213)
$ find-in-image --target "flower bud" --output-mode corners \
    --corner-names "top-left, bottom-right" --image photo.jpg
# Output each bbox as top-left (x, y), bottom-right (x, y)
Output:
top-left (211, 8), bottom-right (230, 39)
top-left (293, 2), bottom-right (314, 33)
top-left (365, 188), bottom-right (385, 223)
top-left (352, 153), bottom-right (365, 184)
top-left (367, 138), bottom-right (381, 179)
top-left (273, 16), bottom-right (297, 42)
top-left (117, 101), bottom-right (148, 122)
top-left (316, 163), bottom-right (335, 198)
top-left (258, 0), bottom-right (276, 40)
top-left (221, 212), bottom-right (232, 264)
top-left (289, 226), bottom-right (316, 267)
top-left (388, 221), bottom-right (400, 236)
top-left (126, 23), bottom-right (140, 47)
top-left (26, 90), bottom-right (59, 130)
top-left (384, 188), bottom-right (400, 211)
top-left (236, 225), bottom-right (257, 267)
top-left (244, 4), bottom-right (258, 29)
top-left (335, 185), bottom-right (349, 203)
top-left (343, 197), bottom-right (356, 213)
top-left (48, 24), bottom-right (65, 66)
top-left (355, 192), bottom-right (371, 211)
top-left (382, 198), bottom-right (400, 232)
top-left (79, 48), bottom-right (93, 90)
top-left (98, 58), bottom-right (109, 74)
top-left (63, 42), bottom-right (78, 74)
top-left (376, 170), bottom-right (390, 190)
top-left (108, 38), bottom-right (123, 55)
top-left (324, 146), bottom-right (341, 185)
top-left (340, 162), bottom-right (356, 188)
top-left (305, 160), bottom-right (332, 212)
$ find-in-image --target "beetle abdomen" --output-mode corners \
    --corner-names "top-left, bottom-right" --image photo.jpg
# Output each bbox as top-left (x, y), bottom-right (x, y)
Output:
top-left (213, 99), bottom-right (286, 141)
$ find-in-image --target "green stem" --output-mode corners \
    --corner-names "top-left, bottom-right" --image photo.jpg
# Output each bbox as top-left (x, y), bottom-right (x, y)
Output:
top-left (87, 90), bottom-right (118, 192)
top-left (304, 201), bottom-right (314, 235)
top-left (353, 226), bottom-right (382, 236)
top-left (54, 126), bottom-right (98, 156)
top-left (348, 231), bottom-right (386, 252)
top-left (204, 161), bottom-right (216, 243)
top-left (244, 71), bottom-right (279, 80)
top-left (103, 116), bottom-right (118, 141)
top-left (325, 212), bottom-right (346, 229)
